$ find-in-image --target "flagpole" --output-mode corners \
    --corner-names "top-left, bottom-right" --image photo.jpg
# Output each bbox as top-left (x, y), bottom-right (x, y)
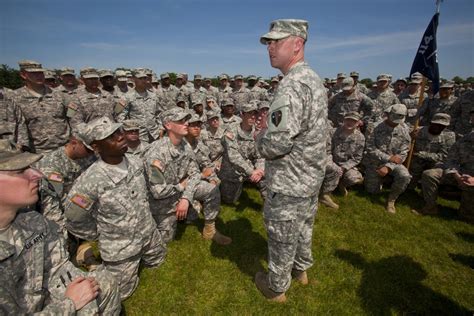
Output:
top-left (436, 0), bottom-right (442, 14)
top-left (405, 77), bottom-right (427, 170)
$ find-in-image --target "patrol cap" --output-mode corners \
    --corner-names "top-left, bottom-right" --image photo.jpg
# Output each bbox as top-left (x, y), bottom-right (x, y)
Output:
top-left (377, 74), bottom-right (390, 82)
top-left (206, 108), bottom-right (221, 119)
top-left (410, 72), bottom-right (423, 83)
top-left (18, 60), bottom-right (44, 72)
top-left (395, 78), bottom-right (407, 84)
top-left (344, 111), bottom-right (361, 121)
top-left (0, 140), bottom-right (43, 171)
top-left (194, 74), bottom-right (202, 80)
top-left (206, 95), bottom-right (217, 102)
top-left (337, 73), bottom-right (346, 79)
top-left (430, 113), bottom-right (451, 126)
top-left (176, 96), bottom-right (187, 104)
top-left (72, 123), bottom-right (94, 150)
top-left (176, 73), bottom-right (185, 79)
top-left (80, 67), bottom-right (99, 79)
top-left (144, 68), bottom-right (153, 75)
top-left (188, 114), bottom-right (204, 124)
top-left (234, 74), bottom-right (243, 80)
top-left (248, 75), bottom-right (257, 81)
top-left (44, 70), bottom-right (56, 80)
top-left (350, 71), bottom-right (359, 77)
top-left (86, 116), bottom-right (123, 143)
top-left (330, 78), bottom-right (337, 84)
top-left (203, 77), bottom-right (212, 82)
top-left (99, 69), bottom-right (114, 78)
top-left (387, 104), bottom-right (407, 124)
top-left (241, 101), bottom-right (258, 113)
top-left (122, 119), bottom-right (140, 131)
top-left (161, 107), bottom-right (191, 125)
top-left (160, 73), bottom-right (170, 79)
top-left (115, 70), bottom-right (128, 81)
top-left (440, 81), bottom-right (454, 89)
top-left (221, 98), bottom-right (235, 107)
top-left (192, 99), bottom-right (204, 107)
top-left (132, 69), bottom-right (148, 78)
top-left (218, 74), bottom-right (229, 80)
top-left (342, 77), bottom-right (354, 91)
top-left (271, 76), bottom-right (279, 83)
top-left (260, 19), bottom-right (308, 44)
top-left (151, 75), bottom-right (159, 83)
top-left (258, 100), bottom-right (270, 110)
top-left (60, 67), bottom-right (75, 76)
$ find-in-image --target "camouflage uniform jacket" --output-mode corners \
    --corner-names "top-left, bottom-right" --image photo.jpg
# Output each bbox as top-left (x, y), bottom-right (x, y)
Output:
top-left (35, 147), bottom-right (93, 228)
top-left (118, 89), bottom-right (162, 141)
top-left (328, 90), bottom-right (374, 127)
top-left (256, 61), bottom-right (328, 198)
top-left (64, 156), bottom-right (156, 261)
top-left (144, 137), bottom-right (201, 204)
top-left (217, 86), bottom-right (233, 103)
top-left (186, 138), bottom-right (220, 183)
top-left (220, 125), bottom-right (264, 182)
top-left (249, 85), bottom-right (267, 101)
top-left (413, 126), bottom-right (456, 166)
top-left (10, 86), bottom-right (70, 153)
top-left (398, 90), bottom-right (428, 124)
top-left (444, 130), bottom-right (474, 176)
top-left (418, 95), bottom-right (457, 126)
top-left (331, 126), bottom-right (366, 170)
top-left (188, 86), bottom-right (207, 105)
top-left (0, 211), bottom-right (81, 314)
top-left (367, 89), bottom-right (399, 122)
top-left (68, 86), bottom-right (119, 131)
top-left (204, 86), bottom-right (219, 100)
top-left (363, 121), bottom-right (411, 170)
top-left (0, 88), bottom-right (15, 136)
top-left (230, 87), bottom-right (251, 110)
top-left (160, 85), bottom-right (180, 111)
top-left (356, 82), bottom-right (369, 95)
top-left (126, 141), bottom-right (150, 158)
top-left (221, 114), bottom-right (242, 130)
top-left (202, 126), bottom-right (227, 163)
top-left (450, 90), bottom-right (474, 138)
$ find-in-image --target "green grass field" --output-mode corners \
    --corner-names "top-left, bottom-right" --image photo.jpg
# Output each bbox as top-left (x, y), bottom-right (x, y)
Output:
top-left (123, 186), bottom-right (473, 315)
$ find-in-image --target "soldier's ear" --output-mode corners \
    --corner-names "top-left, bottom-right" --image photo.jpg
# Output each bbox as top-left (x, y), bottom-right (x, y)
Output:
top-left (90, 142), bottom-right (100, 154)
top-left (19, 71), bottom-right (29, 81)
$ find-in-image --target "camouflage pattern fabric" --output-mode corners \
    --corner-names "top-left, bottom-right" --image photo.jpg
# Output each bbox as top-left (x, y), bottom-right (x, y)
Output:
top-left (418, 95), bottom-right (457, 126)
top-left (398, 89), bottom-right (428, 128)
top-left (328, 90), bottom-right (374, 128)
top-left (450, 90), bottom-right (474, 139)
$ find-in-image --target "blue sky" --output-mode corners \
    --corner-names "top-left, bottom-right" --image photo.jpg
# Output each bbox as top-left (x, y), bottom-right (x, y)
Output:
top-left (1, 0), bottom-right (473, 80)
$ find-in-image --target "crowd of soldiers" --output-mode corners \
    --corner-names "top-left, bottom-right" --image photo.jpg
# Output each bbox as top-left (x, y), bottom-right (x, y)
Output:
top-left (0, 57), bottom-right (473, 311)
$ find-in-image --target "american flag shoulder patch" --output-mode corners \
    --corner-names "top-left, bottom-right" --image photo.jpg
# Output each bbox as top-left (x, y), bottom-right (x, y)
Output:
top-left (67, 102), bottom-right (78, 110)
top-left (70, 194), bottom-right (92, 209)
top-left (48, 172), bottom-right (63, 183)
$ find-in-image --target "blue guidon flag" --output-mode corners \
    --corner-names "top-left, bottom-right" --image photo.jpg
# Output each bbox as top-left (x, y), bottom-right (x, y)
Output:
top-left (410, 12), bottom-right (440, 95)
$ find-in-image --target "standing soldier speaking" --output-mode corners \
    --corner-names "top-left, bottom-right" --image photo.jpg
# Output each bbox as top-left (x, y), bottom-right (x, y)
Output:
top-left (255, 19), bottom-right (328, 302)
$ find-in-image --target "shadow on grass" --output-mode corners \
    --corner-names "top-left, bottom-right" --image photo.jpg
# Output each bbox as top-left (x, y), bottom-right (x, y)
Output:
top-left (210, 217), bottom-right (266, 278)
top-left (449, 254), bottom-right (474, 269)
top-left (335, 249), bottom-right (470, 315)
top-left (235, 189), bottom-right (263, 213)
top-left (456, 231), bottom-right (474, 243)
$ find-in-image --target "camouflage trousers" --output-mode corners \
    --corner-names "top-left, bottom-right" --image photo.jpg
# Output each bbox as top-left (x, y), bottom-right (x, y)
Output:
top-left (101, 228), bottom-right (166, 301)
top-left (321, 161), bottom-right (342, 194)
top-left (220, 177), bottom-right (266, 204)
top-left (263, 191), bottom-right (319, 293)
top-left (151, 181), bottom-right (221, 243)
top-left (364, 164), bottom-right (412, 200)
top-left (409, 158), bottom-right (437, 189)
top-left (421, 168), bottom-right (474, 221)
top-left (340, 167), bottom-right (364, 187)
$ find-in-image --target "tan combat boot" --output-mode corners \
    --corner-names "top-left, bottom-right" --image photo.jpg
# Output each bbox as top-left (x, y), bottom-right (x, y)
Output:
top-left (202, 220), bottom-right (232, 245)
top-left (291, 269), bottom-right (309, 285)
top-left (386, 199), bottom-right (397, 214)
top-left (75, 241), bottom-right (100, 271)
top-left (320, 193), bottom-right (339, 209)
top-left (254, 272), bottom-right (287, 303)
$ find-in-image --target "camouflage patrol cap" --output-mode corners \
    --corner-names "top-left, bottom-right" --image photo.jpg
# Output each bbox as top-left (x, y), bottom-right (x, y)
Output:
top-left (206, 95), bottom-right (217, 102)
top-left (80, 67), bottom-right (99, 79)
top-left (160, 73), bottom-right (170, 79)
top-left (386, 104), bottom-right (407, 124)
top-left (125, 70), bottom-right (132, 77)
top-left (122, 119), bottom-right (140, 131)
top-left (0, 139), bottom-right (42, 171)
top-left (342, 77), bottom-right (355, 91)
top-left (440, 81), bottom-right (454, 89)
top-left (395, 78), bottom-right (408, 84)
top-left (132, 69), bottom-right (148, 78)
top-left (86, 116), bottom-right (123, 143)
top-left (176, 73), bottom-right (185, 79)
top-left (99, 69), bottom-right (114, 78)
top-left (176, 96), bottom-right (187, 104)
top-left (18, 60), bottom-right (44, 72)
top-left (188, 114), bottom-right (204, 124)
top-left (344, 111), bottom-right (361, 121)
top-left (72, 123), bottom-right (94, 150)
top-left (260, 19), bottom-right (308, 44)
top-left (241, 101), bottom-right (259, 113)
top-left (271, 76), bottom-right (279, 83)
top-left (144, 68), bottom-right (153, 75)
top-left (152, 75), bottom-right (159, 83)
top-left (431, 113), bottom-right (451, 126)
top-left (44, 69), bottom-right (56, 80)
top-left (248, 75), bottom-right (257, 81)
top-left (258, 100), bottom-right (270, 110)
top-left (331, 78), bottom-right (337, 84)
top-left (218, 74), bottom-right (229, 80)
top-left (409, 72), bottom-right (422, 84)
top-left (377, 74), bottom-right (390, 82)
top-left (194, 74), bottom-right (202, 80)
top-left (115, 70), bottom-right (128, 81)
top-left (337, 73), bottom-right (346, 79)
top-left (234, 74), bottom-right (243, 80)
top-left (221, 98), bottom-right (235, 107)
top-left (206, 108), bottom-right (221, 119)
top-left (161, 107), bottom-right (191, 125)
top-left (192, 99), bottom-right (204, 107)
top-left (60, 67), bottom-right (75, 76)
top-left (203, 77), bottom-right (212, 82)
top-left (350, 71), bottom-right (359, 77)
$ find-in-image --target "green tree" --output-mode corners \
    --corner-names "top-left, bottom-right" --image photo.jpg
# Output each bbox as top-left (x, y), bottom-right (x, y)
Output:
top-left (360, 78), bottom-right (373, 89)
top-left (452, 76), bottom-right (464, 84)
top-left (465, 77), bottom-right (474, 84)
top-left (0, 64), bottom-right (23, 89)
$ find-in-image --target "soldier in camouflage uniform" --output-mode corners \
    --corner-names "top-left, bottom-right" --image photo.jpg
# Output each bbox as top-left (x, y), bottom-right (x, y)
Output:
top-left (331, 111), bottom-right (366, 196)
top-left (328, 77), bottom-right (374, 130)
top-left (248, 75), bottom-right (268, 101)
top-left (68, 67), bottom-right (120, 131)
top-left (220, 98), bottom-right (242, 129)
top-left (417, 110), bottom-right (474, 221)
top-left (409, 113), bottom-right (456, 189)
top-left (328, 72), bottom-right (346, 97)
top-left (350, 71), bottom-right (369, 95)
top-left (0, 85), bottom-right (15, 139)
top-left (114, 70), bottom-right (130, 96)
top-left (398, 73), bottom-right (427, 128)
top-left (10, 60), bottom-right (71, 153)
top-left (117, 69), bottom-right (163, 142)
top-left (203, 77), bottom-right (219, 99)
top-left (144, 107), bottom-right (231, 245)
top-left (255, 19), bottom-right (328, 302)
top-left (202, 108), bottom-right (227, 168)
top-left (418, 81), bottom-right (456, 126)
top-left (393, 78), bottom-right (408, 97)
top-left (218, 102), bottom-right (265, 204)
top-left (230, 74), bottom-right (251, 112)
top-left (64, 117), bottom-right (167, 300)
top-left (98, 69), bottom-right (117, 95)
top-left (189, 74), bottom-right (207, 106)
top-left (0, 142), bottom-right (121, 315)
top-left (267, 76), bottom-right (279, 101)
top-left (367, 74), bottom-right (399, 133)
top-left (363, 104), bottom-right (411, 213)
top-left (55, 67), bottom-right (79, 94)
top-left (217, 74), bottom-right (233, 103)
top-left (122, 119), bottom-right (150, 157)
top-left (450, 89), bottom-right (474, 139)
top-left (319, 128), bottom-right (341, 209)
top-left (159, 73), bottom-right (180, 110)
